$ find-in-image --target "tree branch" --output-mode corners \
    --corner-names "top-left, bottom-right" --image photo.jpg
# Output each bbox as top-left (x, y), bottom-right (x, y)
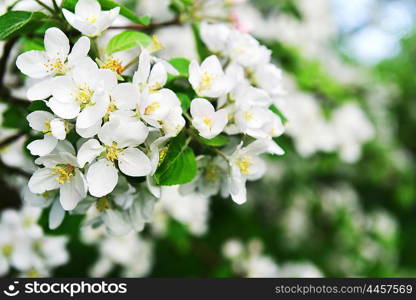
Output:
top-left (0, 132), bottom-right (26, 149)
top-left (108, 17), bottom-right (181, 32)
top-left (0, 158), bottom-right (31, 178)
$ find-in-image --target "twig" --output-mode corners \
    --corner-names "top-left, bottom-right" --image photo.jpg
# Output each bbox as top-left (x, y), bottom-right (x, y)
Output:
top-left (0, 132), bottom-right (26, 149)
top-left (108, 17), bottom-right (181, 32)
top-left (0, 158), bottom-right (31, 178)
top-left (34, 0), bottom-right (55, 14)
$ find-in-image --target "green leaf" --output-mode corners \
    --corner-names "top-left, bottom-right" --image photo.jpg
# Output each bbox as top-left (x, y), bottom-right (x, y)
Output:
top-left (106, 31), bottom-right (151, 55)
top-left (28, 100), bottom-right (51, 112)
top-left (0, 11), bottom-right (46, 40)
top-left (2, 106), bottom-right (30, 131)
top-left (154, 132), bottom-right (197, 186)
top-left (269, 104), bottom-right (288, 124)
top-left (176, 93), bottom-right (191, 111)
top-left (198, 135), bottom-right (229, 147)
top-left (191, 22), bottom-right (211, 62)
top-left (62, 0), bottom-right (151, 25)
top-left (21, 37), bottom-right (44, 52)
top-left (168, 58), bottom-right (190, 77)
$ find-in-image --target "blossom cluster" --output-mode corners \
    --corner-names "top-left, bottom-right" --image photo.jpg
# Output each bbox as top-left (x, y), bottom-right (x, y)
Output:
top-left (0, 206), bottom-right (68, 277)
top-left (16, 0), bottom-right (286, 234)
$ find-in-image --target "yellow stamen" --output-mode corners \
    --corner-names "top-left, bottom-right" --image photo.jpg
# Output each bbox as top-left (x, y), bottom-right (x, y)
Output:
top-left (105, 143), bottom-right (119, 162)
top-left (158, 147), bottom-right (168, 166)
top-left (101, 57), bottom-right (125, 74)
top-left (26, 269), bottom-right (40, 278)
top-left (75, 85), bottom-right (94, 109)
top-left (2, 244), bottom-right (12, 257)
top-left (96, 197), bottom-right (111, 212)
top-left (243, 111), bottom-right (253, 120)
top-left (200, 72), bottom-right (214, 91)
top-left (204, 164), bottom-right (220, 181)
top-left (51, 164), bottom-right (75, 184)
top-left (144, 102), bottom-right (160, 115)
top-left (45, 58), bottom-right (66, 75)
top-left (149, 82), bottom-right (163, 93)
top-left (42, 119), bottom-right (52, 135)
top-left (235, 156), bottom-right (253, 175)
top-left (86, 15), bottom-right (97, 23)
top-left (203, 117), bottom-right (213, 127)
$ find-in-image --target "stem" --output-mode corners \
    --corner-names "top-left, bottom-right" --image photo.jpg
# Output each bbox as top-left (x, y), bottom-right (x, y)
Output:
top-left (0, 132), bottom-right (26, 149)
top-left (0, 158), bottom-right (31, 178)
top-left (34, 0), bottom-right (55, 14)
top-left (108, 17), bottom-right (181, 32)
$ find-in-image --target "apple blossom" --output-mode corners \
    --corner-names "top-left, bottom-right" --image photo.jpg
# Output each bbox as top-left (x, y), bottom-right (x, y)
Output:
top-left (189, 55), bottom-right (231, 98)
top-left (62, 0), bottom-right (120, 37)
top-left (190, 98), bottom-right (228, 139)
top-left (26, 111), bottom-right (68, 156)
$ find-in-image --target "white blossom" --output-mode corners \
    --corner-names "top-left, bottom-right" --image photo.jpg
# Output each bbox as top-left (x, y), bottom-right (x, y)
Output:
top-left (190, 98), bottom-right (228, 139)
top-left (62, 0), bottom-right (120, 37)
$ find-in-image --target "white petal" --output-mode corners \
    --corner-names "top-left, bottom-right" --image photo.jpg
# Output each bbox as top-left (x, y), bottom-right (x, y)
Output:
top-left (75, 0), bottom-right (101, 18)
top-left (190, 98), bottom-right (215, 118)
top-left (111, 83), bottom-right (139, 110)
top-left (16, 51), bottom-right (49, 78)
top-left (50, 118), bottom-right (66, 140)
top-left (28, 168), bottom-right (60, 194)
top-left (148, 62), bottom-right (167, 88)
top-left (51, 75), bottom-right (77, 103)
top-left (113, 120), bottom-right (149, 148)
top-left (96, 69), bottom-right (118, 92)
top-left (133, 49), bottom-right (150, 85)
top-left (77, 138), bottom-right (104, 167)
top-left (87, 159), bottom-right (118, 197)
top-left (201, 55), bottom-right (223, 75)
top-left (27, 111), bottom-right (54, 131)
top-left (68, 36), bottom-right (90, 63)
top-left (76, 91), bottom-right (109, 128)
top-left (47, 97), bottom-right (80, 119)
top-left (76, 119), bottom-right (101, 138)
top-left (27, 135), bottom-right (58, 156)
top-left (27, 78), bottom-right (54, 101)
top-left (49, 199), bottom-right (65, 229)
top-left (44, 27), bottom-right (70, 60)
top-left (118, 148), bottom-right (152, 177)
top-left (60, 170), bottom-right (87, 210)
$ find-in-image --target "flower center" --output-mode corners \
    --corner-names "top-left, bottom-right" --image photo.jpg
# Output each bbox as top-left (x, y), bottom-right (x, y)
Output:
top-left (144, 101), bottom-right (161, 115)
top-left (204, 164), bottom-right (220, 181)
top-left (86, 15), bottom-right (97, 23)
top-left (42, 119), bottom-right (52, 135)
top-left (243, 111), bottom-right (253, 120)
top-left (75, 85), bottom-right (94, 109)
top-left (105, 144), bottom-right (120, 162)
top-left (26, 269), bottom-right (40, 278)
top-left (149, 82), bottom-right (163, 93)
top-left (235, 155), bottom-right (253, 175)
top-left (200, 72), bottom-right (215, 91)
top-left (2, 244), bottom-right (12, 257)
top-left (96, 197), bottom-right (111, 212)
top-left (101, 57), bottom-right (125, 74)
top-left (51, 164), bottom-right (75, 184)
top-left (45, 57), bottom-right (66, 74)
top-left (203, 117), bottom-right (213, 127)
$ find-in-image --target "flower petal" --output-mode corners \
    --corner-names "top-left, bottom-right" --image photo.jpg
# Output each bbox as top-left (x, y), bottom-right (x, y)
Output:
top-left (68, 36), bottom-right (90, 64)
top-left (44, 27), bottom-right (70, 60)
top-left (111, 82), bottom-right (139, 110)
top-left (190, 98), bottom-right (215, 118)
top-left (77, 138), bottom-right (104, 168)
top-left (28, 168), bottom-right (60, 194)
top-left (50, 118), bottom-right (66, 140)
top-left (16, 50), bottom-right (49, 78)
top-left (118, 148), bottom-right (152, 177)
top-left (60, 169), bottom-right (87, 210)
top-left (27, 111), bottom-right (54, 131)
top-left (27, 135), bottom-right (58, 156)
top-left (87, 159), bottom-right (118, 197)
top-left (27, 78), bottom-right (55, 101)
top-left (47, 97), bottom-right (80, 119)
top-left (48, 199), bottom-right (65, 229)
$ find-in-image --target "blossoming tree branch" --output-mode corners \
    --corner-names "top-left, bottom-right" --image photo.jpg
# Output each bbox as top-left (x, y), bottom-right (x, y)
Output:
top-left (0, 0), bottom-right (287, 235)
